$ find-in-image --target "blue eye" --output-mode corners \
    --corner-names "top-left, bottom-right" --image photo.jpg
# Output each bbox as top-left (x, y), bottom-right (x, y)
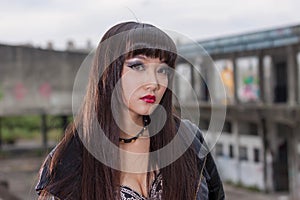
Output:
top-left (127, 62), bottom-right (145, 71)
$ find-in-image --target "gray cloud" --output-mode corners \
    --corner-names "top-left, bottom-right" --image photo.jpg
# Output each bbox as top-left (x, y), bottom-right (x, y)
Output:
top-left (1, 0), bottom-right (299, 50)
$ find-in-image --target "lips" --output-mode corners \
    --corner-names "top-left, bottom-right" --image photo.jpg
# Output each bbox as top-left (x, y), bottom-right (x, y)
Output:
top-left (140, 95), bottom-right (156, 103)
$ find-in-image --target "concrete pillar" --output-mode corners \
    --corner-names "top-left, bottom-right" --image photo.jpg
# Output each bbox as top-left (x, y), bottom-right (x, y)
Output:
top-left (41, 114), bottom-right (48, 150)
top-left (193, 57), bottom-right (203, 101)
top-left (265, 119), bottom-right (276, 192)
top-left (287, 46), bottom-right (297, 105)
top-left (288, 125), bottom-right (300, 199)
top-left (260, 118), bottom-right (267, 191)
top-left (232, 120), bottom-right (241, 183)
top-left (258, 53), bottom-right (265, 103)
top-left (296, 125), bottom-right (300, 198)
top-left (263, 56), bottom-right (273, 104)
top-left (232, 56), bottom-right (239, 104)
top-left (296, 52), bottom-right (300, 104)
top-left (190, 63), bottom-right (195, 91)
top-left (200, 57), bottom-right (210, 101)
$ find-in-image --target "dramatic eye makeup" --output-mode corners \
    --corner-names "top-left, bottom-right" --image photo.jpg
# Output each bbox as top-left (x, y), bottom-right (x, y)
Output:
top-left (124, 56), bottom-right (171, 76)
top-left (125, 60), bottom-right (145, 71)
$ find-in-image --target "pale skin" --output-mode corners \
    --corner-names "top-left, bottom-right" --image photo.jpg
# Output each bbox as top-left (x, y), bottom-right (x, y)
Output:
top-left (119, 55), bottom-right (170, 197)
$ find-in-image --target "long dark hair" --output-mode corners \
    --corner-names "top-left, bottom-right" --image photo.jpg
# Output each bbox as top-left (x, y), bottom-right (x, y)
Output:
top-left (38, 21), bottom-right (200, 199)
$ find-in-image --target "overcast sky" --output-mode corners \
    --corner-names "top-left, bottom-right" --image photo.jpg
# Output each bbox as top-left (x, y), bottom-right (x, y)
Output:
top-left (1, 0), bottom-right (300, 50)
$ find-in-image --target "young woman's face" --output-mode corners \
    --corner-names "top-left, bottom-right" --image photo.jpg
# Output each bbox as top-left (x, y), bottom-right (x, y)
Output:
top-left (121, 55), bottom-right (170, 119)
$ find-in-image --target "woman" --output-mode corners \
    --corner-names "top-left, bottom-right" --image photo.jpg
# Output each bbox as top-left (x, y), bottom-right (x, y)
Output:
top-left (36, 21), bottom-right (225, 199)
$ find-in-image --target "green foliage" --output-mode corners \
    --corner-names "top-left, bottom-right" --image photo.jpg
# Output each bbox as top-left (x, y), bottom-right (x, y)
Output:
top-left (2, 116), bottom-right (40, 132)
top-left (0, 115), bottom-right (73, 144)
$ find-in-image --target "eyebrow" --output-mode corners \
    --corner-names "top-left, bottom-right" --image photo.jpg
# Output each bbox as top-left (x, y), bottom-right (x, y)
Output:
top-left (133, 55), bottom-right (147, 60)
top-left (130, 55), bottom-right (165, 63)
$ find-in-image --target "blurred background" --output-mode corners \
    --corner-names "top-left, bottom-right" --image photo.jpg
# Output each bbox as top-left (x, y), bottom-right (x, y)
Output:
top-left (0, 0), bottom-right (300, 199)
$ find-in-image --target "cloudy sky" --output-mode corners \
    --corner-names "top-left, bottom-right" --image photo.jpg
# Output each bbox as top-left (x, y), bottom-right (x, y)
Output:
top-left (1, 0), bottom-right (300, 50)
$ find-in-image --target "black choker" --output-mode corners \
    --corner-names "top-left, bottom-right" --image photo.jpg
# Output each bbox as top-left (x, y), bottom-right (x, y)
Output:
top-left (119, 116), bottom-right (150, 144)
top-left (119, 126), bottom-right (147, 143)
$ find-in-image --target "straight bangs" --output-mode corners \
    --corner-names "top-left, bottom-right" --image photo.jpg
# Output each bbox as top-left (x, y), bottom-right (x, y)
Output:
top-left (124, 25), bottom-right (177, 68)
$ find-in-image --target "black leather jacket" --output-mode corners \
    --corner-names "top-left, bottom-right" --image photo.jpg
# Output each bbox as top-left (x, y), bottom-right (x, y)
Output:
top-left (182, 119), bottom-right (225, 199)
top-left (36, 119), bottom-right (225, 199)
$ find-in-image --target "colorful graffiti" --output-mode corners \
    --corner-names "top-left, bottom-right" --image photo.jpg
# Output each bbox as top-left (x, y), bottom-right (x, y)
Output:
top-left (215, 60), bottom-right (235, 104)
top-left (240, 69), bottom-right (259, 101)
top-left (220, 63), bottom-right (234, 103)
top-left (237, 57), bottom-right (260, 103)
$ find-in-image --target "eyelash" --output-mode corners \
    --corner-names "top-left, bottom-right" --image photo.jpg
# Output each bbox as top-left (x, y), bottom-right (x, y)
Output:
top-left (127, 62), bottom-right (145, 71)
top-left (126, 62), bottom-right (171, 76)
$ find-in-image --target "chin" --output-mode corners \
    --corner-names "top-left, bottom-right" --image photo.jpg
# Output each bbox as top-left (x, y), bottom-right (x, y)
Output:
top-left (129, 102), bottom-right (160, 116)
top-left (141, 105), bottom-right (159, 115)
top-left (137, 110), bottom-right (152, 116)
top-left (133, 108), bottom-right (152, 116)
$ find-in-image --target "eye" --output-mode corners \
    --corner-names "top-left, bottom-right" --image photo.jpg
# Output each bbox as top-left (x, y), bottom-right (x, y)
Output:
top-left (157, 66), bottom-right (171, 76)
top-left (127, 62), bottom-right (145, 71)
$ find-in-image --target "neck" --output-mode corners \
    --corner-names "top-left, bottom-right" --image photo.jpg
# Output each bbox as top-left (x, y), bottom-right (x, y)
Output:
top-left (119, 113), bottom-right (151, 144)
top-left (120, 111), bottom-right (144, 138)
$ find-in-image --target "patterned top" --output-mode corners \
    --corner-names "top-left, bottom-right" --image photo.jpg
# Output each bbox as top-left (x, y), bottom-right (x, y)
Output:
top-left (120, 172), bottom-right (162, 200)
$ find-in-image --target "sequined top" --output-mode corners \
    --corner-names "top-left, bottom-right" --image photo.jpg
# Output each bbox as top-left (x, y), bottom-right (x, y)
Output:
top-left (120, 172), bottom-right (162, 200)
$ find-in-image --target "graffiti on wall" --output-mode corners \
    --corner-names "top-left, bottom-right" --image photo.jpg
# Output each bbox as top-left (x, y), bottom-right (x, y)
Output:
top-left (39, 82), bottom-right (52, 99)
top-left (215, 60), bottom-right (235, 104)
top-left (13, 83), bottom-right (27, 101)
top-left (237, 57), bottom-right (260, 103)
top-left (11, 82), bottom-right (53, 101)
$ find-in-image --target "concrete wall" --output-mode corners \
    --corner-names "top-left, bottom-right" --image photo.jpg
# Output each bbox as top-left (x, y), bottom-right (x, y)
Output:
top-left (206, 130), bottom-right (265, 190)
top-left (0, 44), bottom-right (88, 116)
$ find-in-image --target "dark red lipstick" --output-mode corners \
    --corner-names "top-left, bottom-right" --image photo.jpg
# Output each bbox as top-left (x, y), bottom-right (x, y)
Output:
top-left (140, 95), bottom-right (156, 103)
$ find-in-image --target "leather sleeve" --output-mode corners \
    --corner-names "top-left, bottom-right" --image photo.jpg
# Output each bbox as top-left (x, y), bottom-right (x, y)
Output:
top-left (204, 151), bottom-right (225, 199)
top-left (181, 119), bottom-right (225, 200)
top-left (35, 148), bottom-right (55, 195)
top-left (35, 134), bottom-right (82, 199)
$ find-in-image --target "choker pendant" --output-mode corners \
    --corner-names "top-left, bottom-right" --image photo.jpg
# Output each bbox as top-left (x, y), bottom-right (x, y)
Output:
top-left (119, 116), bottom-right (150, 144)
top-left (119, 126), bottom-right (147, 144)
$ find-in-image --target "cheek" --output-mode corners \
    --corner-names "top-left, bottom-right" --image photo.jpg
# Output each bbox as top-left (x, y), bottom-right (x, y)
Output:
top-left (121, 80), bottom-right (132, 102)
top-left (121, 77), bottom-right (141, 102)
top-left (158, 76), bottom-right (168, 87)
top-left (159, 78), bottom-right (168, 94)
top-left (158, 86), bottom-right (167, 100)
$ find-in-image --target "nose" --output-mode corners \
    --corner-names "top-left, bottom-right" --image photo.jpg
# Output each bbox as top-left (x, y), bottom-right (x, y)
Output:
top-left (144, 71), bottom-right (160, 91)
